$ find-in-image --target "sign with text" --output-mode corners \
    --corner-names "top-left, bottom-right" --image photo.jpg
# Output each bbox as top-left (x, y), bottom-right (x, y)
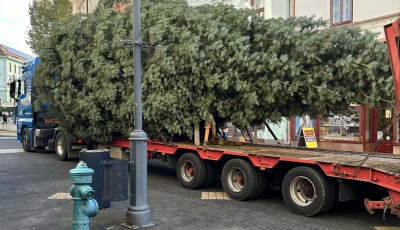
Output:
top-left (303, 127), bottom-right (318, 148)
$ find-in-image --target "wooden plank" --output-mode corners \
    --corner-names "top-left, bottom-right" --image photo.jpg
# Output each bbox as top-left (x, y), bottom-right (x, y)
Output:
top-left (194, 123), bottom-right (200, 146)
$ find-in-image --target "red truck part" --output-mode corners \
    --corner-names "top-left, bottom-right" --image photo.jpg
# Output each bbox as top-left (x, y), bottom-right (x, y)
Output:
top-left (109, 138), bottom-right (400, 218)
top-left (385, 18), bottom-right (400, 106)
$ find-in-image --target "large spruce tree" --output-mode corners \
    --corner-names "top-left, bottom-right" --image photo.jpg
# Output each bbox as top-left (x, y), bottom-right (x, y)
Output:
top-left (33, 0), bottom-right (394, 143)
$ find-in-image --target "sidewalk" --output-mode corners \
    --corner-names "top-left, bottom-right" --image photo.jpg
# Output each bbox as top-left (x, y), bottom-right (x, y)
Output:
top-left (0, 124), bottom-right (17, 137)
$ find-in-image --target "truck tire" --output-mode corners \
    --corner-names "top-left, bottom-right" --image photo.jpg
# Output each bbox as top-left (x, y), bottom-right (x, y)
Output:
top-left (254, 169), bottom-right (268, 198)
top-left (202, 160), bottom-right (217, 188)
top-left (176, 152), bottom-right (206, 189)
top-left (282, 166), bottom-right (333, 216)
top-left (221, 158), bottom-right (258, 201)
top-left (55, 132), bottom-right (68, 161)
top-left (22, 128), bottom-right (32, 152)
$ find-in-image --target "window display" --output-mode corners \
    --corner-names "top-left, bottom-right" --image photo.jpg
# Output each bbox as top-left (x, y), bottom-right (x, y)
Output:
top-left (320, 106), bottom-right (360, 141)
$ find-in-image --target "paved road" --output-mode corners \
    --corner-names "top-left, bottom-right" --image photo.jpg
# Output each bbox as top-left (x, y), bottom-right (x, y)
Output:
top-left (1, 136), bottom-right (400, 230)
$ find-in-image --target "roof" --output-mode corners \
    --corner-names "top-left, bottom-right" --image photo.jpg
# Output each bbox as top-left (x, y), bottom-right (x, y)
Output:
top-left (0, 44), bottom-right (33, 61)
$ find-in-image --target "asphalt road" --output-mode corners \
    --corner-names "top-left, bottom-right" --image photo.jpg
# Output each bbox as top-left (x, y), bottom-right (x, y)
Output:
top-left (1, 136), bottom-right (400, 230)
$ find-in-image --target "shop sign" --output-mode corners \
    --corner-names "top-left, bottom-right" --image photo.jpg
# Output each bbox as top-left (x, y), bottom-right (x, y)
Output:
top-left (385, 109), bottom-right (392, 118)
top-left (303, 127), bottom-right (318, 148)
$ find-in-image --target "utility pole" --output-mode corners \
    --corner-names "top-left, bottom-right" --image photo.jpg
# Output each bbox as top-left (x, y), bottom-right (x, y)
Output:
top-left (126, 0), bottom-right (154, 228)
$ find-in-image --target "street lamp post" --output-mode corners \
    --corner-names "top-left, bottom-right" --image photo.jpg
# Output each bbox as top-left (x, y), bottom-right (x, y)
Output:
top-left (126, 0), bottom-right (153, 228)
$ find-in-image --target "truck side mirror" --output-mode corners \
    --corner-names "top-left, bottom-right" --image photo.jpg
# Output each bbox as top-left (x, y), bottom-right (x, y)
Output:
top-left (9, 81), bottom-right (16, 99)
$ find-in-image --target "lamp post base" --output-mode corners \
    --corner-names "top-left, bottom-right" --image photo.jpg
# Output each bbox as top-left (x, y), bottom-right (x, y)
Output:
top-left (126, 206), bottom-right (154, 228)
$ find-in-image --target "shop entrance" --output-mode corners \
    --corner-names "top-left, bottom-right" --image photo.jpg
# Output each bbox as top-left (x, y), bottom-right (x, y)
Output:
top-left (373, 109), bottom-right (394, 153)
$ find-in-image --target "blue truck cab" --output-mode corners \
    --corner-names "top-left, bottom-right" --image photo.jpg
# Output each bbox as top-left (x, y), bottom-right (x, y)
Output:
top-left (14, 57), bottom-right (87, 160)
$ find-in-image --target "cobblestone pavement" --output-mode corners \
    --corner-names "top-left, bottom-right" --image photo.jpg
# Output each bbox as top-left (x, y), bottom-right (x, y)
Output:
top-left (0, 137), bottom-right (400, 230)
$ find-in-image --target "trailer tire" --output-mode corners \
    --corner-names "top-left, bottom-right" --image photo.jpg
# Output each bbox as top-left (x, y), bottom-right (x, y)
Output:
top-left (282, 166), bottom-right (333, 216)
top-left (222, 158), bottom-right (258, 201)
top-left (176, 152), bottom-right (206, 189)
top-left (55, 132), bottom-right (68, 161)
top-left (22, 128), bottom-right (32, 152)
top-left (202, 160), bottom-right (217, 188)
top-left (254, 169), bottom-right (268, 198)
top-left (324, 178), bottom-right (338, 212)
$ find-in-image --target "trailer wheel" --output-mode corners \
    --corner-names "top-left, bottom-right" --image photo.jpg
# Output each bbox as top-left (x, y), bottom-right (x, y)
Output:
top-left (22, 128), bottom-right (32, 152)
top-left (282, 166), bottom-right (333, 216)
top-left (55, 132), bottom-right (68, 161)
top-left (176, 152), bottom-right (206, 189)
top-left (202, 160), bottom-right (217, 188)
top-left (254, 169), bottom-right (268, 198)
top-left (221, 158), bottom-right (258, 201)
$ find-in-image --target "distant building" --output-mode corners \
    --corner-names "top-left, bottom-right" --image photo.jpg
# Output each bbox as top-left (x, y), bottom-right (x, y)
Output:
top-left (293, 0), bottom-right (399, 41)
top-left (69, 0), bottom-right (100, 14)
top-left (0, 44), bottom-right (33, 107)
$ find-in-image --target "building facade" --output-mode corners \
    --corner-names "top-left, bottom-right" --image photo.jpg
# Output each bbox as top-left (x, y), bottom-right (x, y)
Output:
top-left (288, 1), bottom-right (400, 153)
top-left (69, 0), bottom-right (100, 14)
top-left (0, 44), bottom-right (32, 107)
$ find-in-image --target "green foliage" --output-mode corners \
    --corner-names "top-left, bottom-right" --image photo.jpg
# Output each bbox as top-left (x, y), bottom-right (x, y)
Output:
top-left (27, 0), bottom-right (72, 54)
top-left (34, 0), bottom-right (394, 143)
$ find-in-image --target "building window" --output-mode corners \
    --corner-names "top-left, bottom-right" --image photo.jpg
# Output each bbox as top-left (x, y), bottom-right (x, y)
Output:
top-left (8, 63), bottom-right (11, 72)
top-left (331, 0), bottom-right (352, 25)
top-left (14, 64), bottom-right (16, 73)
top-left (320, 105), bottom-right (360, 141)
top-left (18, 66), bottom-right (21, 74)
top-left (251, 0), bottom-right (265, 17)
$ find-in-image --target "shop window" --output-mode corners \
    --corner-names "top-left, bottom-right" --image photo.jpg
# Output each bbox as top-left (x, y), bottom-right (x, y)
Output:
top-left (331, 0), bottom-right (352, 25)
top-left (320, 105), bottom-right (360, 141)
top-left (365, 107), bottom-right (372, 142)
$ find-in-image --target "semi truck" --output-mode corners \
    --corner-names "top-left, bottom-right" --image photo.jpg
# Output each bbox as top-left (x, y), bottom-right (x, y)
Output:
top-left (12, 19), bottom-right (400, 218)
top-left (14, 57), bottom-right (88, 160)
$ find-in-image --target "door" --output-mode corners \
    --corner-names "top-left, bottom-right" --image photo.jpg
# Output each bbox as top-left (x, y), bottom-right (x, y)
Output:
top-left (373, 109), bottom-right (394, 153)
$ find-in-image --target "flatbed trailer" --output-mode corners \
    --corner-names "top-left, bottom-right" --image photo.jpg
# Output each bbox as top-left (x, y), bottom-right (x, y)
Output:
top-left (109, 138), bottom-right (400, 218)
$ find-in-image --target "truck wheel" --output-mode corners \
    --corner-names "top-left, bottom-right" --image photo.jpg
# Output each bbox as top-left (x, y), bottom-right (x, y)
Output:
top-left (22, 128), bottom-right (31, 152)
top-left (254, 169), bottom-right (268, 198)
top-left (202, 160), bottom-right (217, 188)
top-left (55, 132), bottom-right (68, 161)
top-left (282, 166), bottom-right (333, 216)
top-left (176, 152), bottom-right (206, 189)
top-left (221, 158), bottom-right (258, 201)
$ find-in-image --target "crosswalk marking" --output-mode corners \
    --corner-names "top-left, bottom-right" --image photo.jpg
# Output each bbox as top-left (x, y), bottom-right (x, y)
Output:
top-left (375, 227), bottom-right (400, 230)
top-left (0, 149), bottom-right (24, 154)
top-left (201, 192), bottom-right (231, 200)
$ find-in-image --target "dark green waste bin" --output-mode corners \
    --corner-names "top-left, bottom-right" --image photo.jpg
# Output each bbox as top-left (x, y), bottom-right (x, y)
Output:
top-left (102, 159), bottom-right (129, 201)
top-left (79, 149), bottom-right (111, 209)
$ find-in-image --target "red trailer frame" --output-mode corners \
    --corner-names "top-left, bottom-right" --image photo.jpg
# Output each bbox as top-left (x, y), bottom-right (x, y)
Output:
top-left (111, 138), bottom-right (400, 218)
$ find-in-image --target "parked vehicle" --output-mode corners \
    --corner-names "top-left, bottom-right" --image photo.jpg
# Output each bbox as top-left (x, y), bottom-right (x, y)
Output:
top-left (12, 57), bottom-right (87, 160)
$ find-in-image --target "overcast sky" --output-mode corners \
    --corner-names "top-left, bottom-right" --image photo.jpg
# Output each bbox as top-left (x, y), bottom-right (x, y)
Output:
top-left (0, 0), bottom-right (34, 57)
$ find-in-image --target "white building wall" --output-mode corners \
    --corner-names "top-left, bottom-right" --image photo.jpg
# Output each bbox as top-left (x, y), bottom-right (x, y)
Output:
top-left (353, 0), bottom-right (399, 21)
top-left (188, 0), bottom-right (220, 6)
top-left (293, 0), bottom-right (400, 40)
top-left (294, 0), bottom-right (329, 20)
top-left (188, 0), bottom-right (250, 8)
top-left (222, 0), bottom-right (250, 9)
